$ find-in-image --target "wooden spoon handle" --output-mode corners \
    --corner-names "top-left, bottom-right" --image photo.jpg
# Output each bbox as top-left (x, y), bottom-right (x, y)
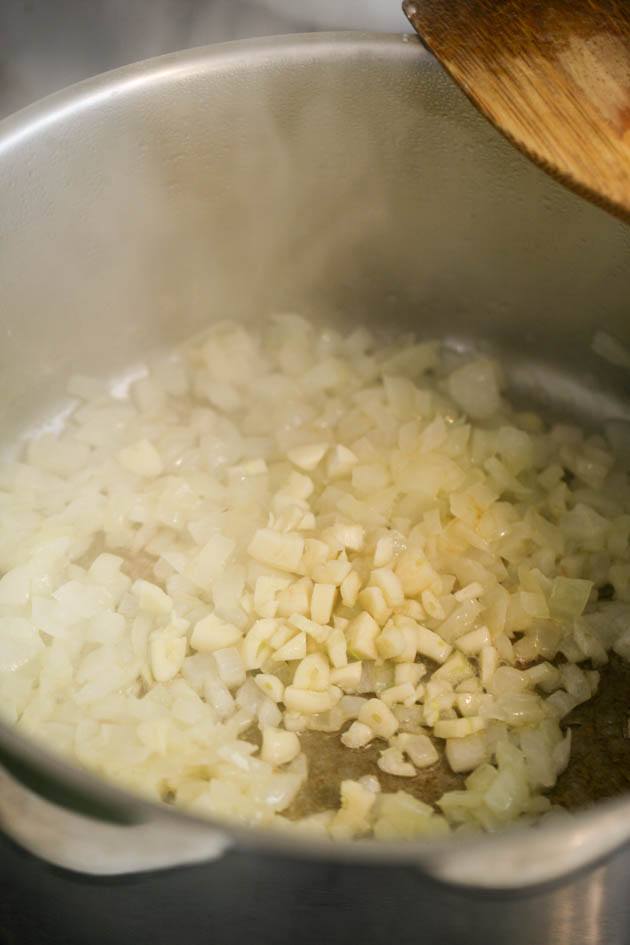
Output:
top-left (403, 0), bottom-right (630, 221)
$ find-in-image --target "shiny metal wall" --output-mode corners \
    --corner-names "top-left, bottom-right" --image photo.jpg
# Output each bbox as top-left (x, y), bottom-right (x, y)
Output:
top-left (0, 0), bottom-right (408, 118)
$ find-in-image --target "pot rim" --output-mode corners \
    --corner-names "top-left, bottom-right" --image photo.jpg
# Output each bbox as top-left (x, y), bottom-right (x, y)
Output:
top-left (0, 30), bottom-right (422, 156)
top-left (0, 32), bottom-right (628, 886)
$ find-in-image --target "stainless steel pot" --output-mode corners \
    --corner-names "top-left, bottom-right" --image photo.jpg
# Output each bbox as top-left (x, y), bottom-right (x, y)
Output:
top-left (0, 32), bottom-right (629, 945)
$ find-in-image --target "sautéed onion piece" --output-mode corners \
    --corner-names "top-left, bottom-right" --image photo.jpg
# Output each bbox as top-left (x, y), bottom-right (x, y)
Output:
top-left (0, 316), bottom-right (628, 840)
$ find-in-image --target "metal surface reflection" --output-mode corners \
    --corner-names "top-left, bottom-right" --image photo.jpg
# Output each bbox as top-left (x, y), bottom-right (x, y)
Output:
top-left (545, 864), bottom-right (621, 945)
top-left (1, 830), bottom-right (629, 945)
top-left (0, 0), bottom-right (408, 118)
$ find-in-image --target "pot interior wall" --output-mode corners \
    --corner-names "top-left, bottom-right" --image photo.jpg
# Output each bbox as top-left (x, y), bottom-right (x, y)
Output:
top-left (0, 34), bottom-right (628, 449)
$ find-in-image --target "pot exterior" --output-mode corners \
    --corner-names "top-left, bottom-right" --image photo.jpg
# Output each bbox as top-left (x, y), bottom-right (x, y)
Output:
top-left (1, 828), bottom-right (629, 945)
top-left (0, 34), bottom-right (629, 924)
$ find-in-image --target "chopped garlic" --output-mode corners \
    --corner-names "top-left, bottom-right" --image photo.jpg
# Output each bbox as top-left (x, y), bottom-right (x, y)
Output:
top-left (341, 721), bottom-right (373, 749)
top-left (340, 570), bottom-right (362, 607)
top-left (301, 538), bottom-right (332, 574)
top-left (376, 626), bottom-right (405, 661)
top-left (289, 613), bottom-right (329, 644)
top-left (395, 663), bottom-right (426, 687)
top-left (277, 577), bottom-right (313, 618)
top-left (347, 612), bottom-right (380, 660)
top-left (254, 575), bottom-right (291, 618)
top-left (433, 717), bottom-right (486, 739)
top-left (373, 535), bottom-right (394, 568)
top-left (394, 553), bottom-right (436, 597)
top-left (213, 647), bottom-right (246, 689)
top-left (358, 698), bottom-right (399, 739)
top-left (325, 523), bottom-right (365, 552)
top-left (273, 632), bottom-right (307, 662)
top-left (293, 653), bottom-right (330, 691)
top-left (381, 683), bottom-right (416, 707)
top-left (255, 674), bottom-right (285, 702)
top-left (149, 633), bottom-right (186, 682)
top-left (395, 732), bottom-right (438, 768)
top-left (433, 652), bottom-right (474, 686)
top-left (358, 586), bottom-right (392, 625)
top-left (377, 747), bottom-right (415, 777)
top-left (525, 661), bottom-right (561, 693)
top-left (248, 528), bottom-right (304, 573)
top-left (311, 583), bottom-right (337, 625)
top-left (371, 568), bottom-right (404, 607)
top-left (421, 589), bottom-right (446, 620)
top-left (331, 661), bottom-right (363, 691)
top-left (241, 619), bottom-right (277, 669)
top-left (326, 628), bottom-right (348, 669)
top-left (415, 626), bottom-right (452, 664)
top-left (284, 686), bottom-right (338, 715)
top-left (191, 614), bottom-right (242, 652)
top-left (260, 727), bottom-right (301, 766)
top-left (330, 779), bottom-right (376, 838)
top-left (311, 558), bottom-right (353, 586)
top-left (269, 623), bottom-right (295, 650)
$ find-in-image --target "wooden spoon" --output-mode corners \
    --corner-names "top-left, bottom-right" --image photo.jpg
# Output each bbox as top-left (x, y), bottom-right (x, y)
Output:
top-left (402, 0), bottom-right (630, 221)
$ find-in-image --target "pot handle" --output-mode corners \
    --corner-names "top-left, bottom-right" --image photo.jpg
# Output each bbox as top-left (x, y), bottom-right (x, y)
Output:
top-left (0, 764), bottom-right (231, 876)
top-left (420, 805), bottom-right (630, 889)
top-left (0, 738), bottom-right (138, 826)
